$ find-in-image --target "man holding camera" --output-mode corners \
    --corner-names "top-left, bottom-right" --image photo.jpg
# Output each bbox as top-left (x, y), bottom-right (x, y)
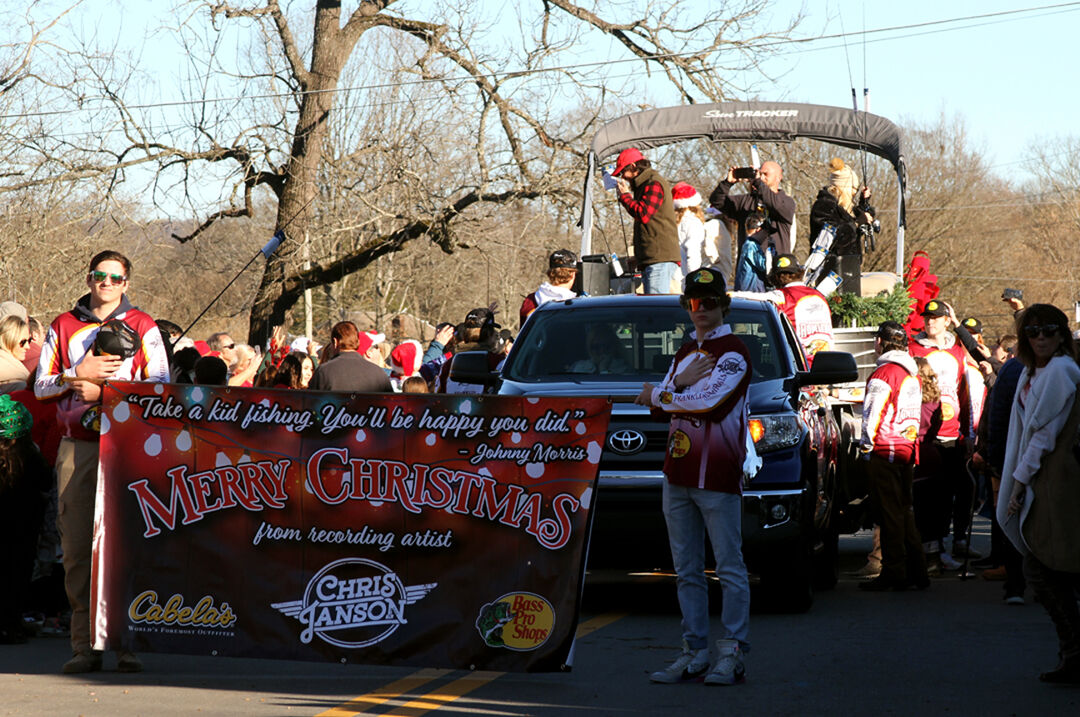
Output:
top-left (710, 161), bottom-right (796, 256)
top-left (35, 250), bottom-right (169, 674)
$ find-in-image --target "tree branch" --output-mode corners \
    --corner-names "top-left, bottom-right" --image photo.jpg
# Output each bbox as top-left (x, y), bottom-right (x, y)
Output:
top-left (210, 0), bottom-right (311, 88)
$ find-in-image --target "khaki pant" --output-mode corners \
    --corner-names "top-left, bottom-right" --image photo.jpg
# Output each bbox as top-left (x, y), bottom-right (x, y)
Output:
top-left (56, 437), bottom-right (100, 656)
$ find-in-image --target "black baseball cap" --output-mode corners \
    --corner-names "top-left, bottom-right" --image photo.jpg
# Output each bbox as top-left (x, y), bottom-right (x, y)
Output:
top-left (875, 320), bottom-right (908, 346)
top-left (548, 249), bottom-right (577, 270)
top-left (961, 316), bottom-right (983, 334)
top-left (921, 299), bottom-right (949, 318)
top-left (682, 267), bottom-right (727, 298)
top-left (464, 307), bottom-right (500, 329)
top-left (772, 254), bottom-right (802, 274)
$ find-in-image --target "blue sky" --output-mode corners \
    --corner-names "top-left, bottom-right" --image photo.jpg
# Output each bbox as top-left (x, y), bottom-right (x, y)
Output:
top-left (756, 1), bottom-right (1080, 177)
top-left (45, 0), bottom-right (1080, 187)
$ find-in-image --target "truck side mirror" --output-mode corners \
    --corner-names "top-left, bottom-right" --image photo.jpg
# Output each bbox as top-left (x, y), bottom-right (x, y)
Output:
top-left (448, 350), bottom-right (499, 387)
top-left (792, 351), bottom-right (858, 388)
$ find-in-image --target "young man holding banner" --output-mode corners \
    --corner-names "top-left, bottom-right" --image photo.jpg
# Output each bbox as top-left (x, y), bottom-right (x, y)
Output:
top-left (35, 250), bottom-right (169, 674)
top-left (635, 267), bottom-right (754, 685)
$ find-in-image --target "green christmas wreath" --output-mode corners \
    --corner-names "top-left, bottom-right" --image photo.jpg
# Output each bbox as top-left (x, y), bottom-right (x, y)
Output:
top-left (828, 283), bottom-right (913, 328)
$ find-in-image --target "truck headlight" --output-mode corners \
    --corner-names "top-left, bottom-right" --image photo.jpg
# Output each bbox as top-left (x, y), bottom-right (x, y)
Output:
top-left (748, 415), bottom-right (801, 453)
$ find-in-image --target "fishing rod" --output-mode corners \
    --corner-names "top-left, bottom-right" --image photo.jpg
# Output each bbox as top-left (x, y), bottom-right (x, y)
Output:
top-left (859, 6), bottom-right (875, 253)
top-left (177, 194), bottom-right (317, 341)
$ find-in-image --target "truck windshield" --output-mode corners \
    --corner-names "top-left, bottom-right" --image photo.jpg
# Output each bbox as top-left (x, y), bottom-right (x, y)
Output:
top-left (503, 304), bottom-right (787, 383)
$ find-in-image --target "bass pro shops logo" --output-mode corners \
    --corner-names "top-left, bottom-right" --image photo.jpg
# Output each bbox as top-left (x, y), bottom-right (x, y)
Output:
top-left (475, 592), bottom-right (555, 651)
top-left (271, 558), bottom-right (436, 648)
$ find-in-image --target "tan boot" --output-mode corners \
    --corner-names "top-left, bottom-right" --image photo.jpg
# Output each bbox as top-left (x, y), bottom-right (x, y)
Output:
top-left (116, 651), bottom-right (143, 673)
top-left (62, 652), bottom-right (103, 674)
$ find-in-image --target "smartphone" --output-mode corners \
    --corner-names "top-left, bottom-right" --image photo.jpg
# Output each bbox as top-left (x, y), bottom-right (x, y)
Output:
top-left (1002, 288), bottom-right (1023, 301)
top-left (732, 167), bottom-right (757, 180)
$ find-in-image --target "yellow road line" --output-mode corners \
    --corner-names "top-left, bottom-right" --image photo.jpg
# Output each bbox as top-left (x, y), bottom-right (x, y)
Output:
top-left (575, 612), bottom-right (625, 638)
top-left (314, 668), bottom-right (451, 716)
top-left (316, 613), bottom-right (624, 717)
top-left (381, 671), bottom-right (506, 716)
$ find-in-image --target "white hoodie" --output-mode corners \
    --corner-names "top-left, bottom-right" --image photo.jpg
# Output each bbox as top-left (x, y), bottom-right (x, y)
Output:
top-left (533, 282), bottom-right (576, 305)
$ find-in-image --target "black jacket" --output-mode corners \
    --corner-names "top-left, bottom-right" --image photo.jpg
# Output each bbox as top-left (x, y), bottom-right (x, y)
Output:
top-left (809, 187), bottom-right (865, 255)
top-left (710, 178), bottom-right (795, 255)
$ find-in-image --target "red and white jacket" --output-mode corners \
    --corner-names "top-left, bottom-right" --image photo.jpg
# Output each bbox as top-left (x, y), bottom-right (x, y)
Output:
top-left (965, 363), bottom-right (987, 434)
top-left (733, 282), bottom-right (834, 364)
top-left (518, 282), bottom-right (576, 328)
top-left (860, 350), bottom-right (922, 464)
top-left (35, 294), bottom-right (169, 441)
top-left (652, 324), bottom-right (751, 494)
top-left (909, 333), bottom-right (970, 442)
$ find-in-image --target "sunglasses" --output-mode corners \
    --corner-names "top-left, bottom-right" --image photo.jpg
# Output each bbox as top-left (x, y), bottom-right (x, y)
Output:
top-left (679, 296), bottom-right (722, 312)
top-left (1023, 324), bottom-right (1060, 339)
top-left (18, 338), bottom-right (30, 347)
top-left (90, 270), bottom-right (127, 285)
top-left (223, 343), bottom-right (236, 350)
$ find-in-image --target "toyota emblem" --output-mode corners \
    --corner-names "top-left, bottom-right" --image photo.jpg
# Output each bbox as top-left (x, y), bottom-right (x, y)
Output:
top-left (608, 429), bottom-right (646, 455)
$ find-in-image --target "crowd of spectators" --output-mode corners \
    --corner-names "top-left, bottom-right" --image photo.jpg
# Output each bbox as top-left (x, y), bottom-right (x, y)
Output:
top-left (1, 218), bottom-right (1078, 688)
top-left (0, 248), bottom-right (523, 663)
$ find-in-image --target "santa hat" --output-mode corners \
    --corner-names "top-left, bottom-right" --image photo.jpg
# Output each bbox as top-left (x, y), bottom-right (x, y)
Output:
top-left (356, 332), bottom-right (374, 355)
top-left (672, 182), bottom-right (701, 209)
top-left (389, 339), bottom-right (423, 377)
top-left (363, 331), bottom-right (385, 346)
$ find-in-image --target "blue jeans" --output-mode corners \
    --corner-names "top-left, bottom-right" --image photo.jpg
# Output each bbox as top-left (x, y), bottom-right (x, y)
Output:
top-left (734, 240), bottom-right (771, 292)
top-left (662, 482), bottom-right (750, 652)
top-left (642, 261), bottom-right (679, 294)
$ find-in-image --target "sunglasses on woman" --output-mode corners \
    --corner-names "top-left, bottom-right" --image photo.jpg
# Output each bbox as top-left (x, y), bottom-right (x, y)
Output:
top-left (1022, 324), bottom-right (1060, 339)
top-left (679, 296), bottom-right (722, 312)
top-left (18, 338), bottom-right (30, 347)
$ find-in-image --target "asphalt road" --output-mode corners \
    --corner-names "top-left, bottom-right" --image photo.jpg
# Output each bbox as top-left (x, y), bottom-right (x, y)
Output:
top-left (3, 520), bottom-right (1079, 716)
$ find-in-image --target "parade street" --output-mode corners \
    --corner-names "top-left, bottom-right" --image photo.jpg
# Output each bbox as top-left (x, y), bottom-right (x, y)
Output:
top-left (2, 521), bottom-right (1078, 717)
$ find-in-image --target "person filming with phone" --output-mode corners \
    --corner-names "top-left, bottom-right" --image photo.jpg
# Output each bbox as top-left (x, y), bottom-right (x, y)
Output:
top-left (709, 160), bottom-right (796, 257)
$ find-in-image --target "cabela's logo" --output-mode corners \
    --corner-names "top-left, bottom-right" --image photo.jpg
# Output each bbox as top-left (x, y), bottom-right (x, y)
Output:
top-left (475, 592), bottom-right (555, 651)
top-left (271, 558), bottom-right (436, 648)
top-left (128, 590), bottom-right (237, 628)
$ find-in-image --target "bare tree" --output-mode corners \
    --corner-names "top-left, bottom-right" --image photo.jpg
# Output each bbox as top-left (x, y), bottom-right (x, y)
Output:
top-left (6, 0), bottom-right (802, 344)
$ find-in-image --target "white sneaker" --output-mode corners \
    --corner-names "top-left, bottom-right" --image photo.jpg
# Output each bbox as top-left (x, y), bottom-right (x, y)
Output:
top-left (649, 640), bottom-right (710, 683)
top-left (704, 639), bottom-right (746, 686)
top-left (939, 552), bottom-right (963, 570)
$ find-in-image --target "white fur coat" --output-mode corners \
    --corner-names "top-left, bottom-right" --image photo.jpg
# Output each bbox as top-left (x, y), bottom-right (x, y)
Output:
top-left (996, 355), bottom-right (1080, 553)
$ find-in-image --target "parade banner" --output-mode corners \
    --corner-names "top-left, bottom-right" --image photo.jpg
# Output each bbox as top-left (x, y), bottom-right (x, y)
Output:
top-left (91, 383), bottom-right (610, 671)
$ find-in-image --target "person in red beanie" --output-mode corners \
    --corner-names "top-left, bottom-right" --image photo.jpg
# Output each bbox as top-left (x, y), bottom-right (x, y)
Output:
top-left (612, 147), bottom-right (681, 294)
